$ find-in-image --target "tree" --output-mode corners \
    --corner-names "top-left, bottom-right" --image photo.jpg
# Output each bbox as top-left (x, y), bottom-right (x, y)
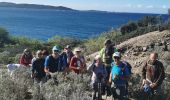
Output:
top-left (0, 27), bottom-right (10, 47)
top-left (168, 8), bottom-right (170, 16)
top-left (137, 16), bottom-right (158, 27)
top-left (120, 22), bottom-right (138, 35)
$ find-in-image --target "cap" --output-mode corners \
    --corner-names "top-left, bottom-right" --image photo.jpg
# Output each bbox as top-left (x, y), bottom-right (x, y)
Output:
top-left (113, 52), bottom-right (121, 57)
top-left (65, 45), bottom-right (71, 49)
top-left (52, 45), bottom-right (60, 51)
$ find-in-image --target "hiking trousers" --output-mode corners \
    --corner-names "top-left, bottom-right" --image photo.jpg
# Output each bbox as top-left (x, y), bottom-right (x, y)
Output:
top-left (111, 84), bottom-right (127, 100)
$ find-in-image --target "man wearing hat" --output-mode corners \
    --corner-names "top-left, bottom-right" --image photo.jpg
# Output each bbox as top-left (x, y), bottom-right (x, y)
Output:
top-left (61, 45), bottom-right (74, 75)
top-left (100, 39), bottom-right (117, 96)
top-left (109, 52), bottom-right (130, 100)
top-left (44, 45), bottom-right (63, 80)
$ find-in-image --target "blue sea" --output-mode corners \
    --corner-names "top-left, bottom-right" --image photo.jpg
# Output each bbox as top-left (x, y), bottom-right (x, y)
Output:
top-left (0, 7), bottom-right (168, 40)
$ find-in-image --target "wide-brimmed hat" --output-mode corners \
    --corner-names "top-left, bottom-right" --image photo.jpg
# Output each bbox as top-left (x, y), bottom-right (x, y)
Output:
top-left (94, 55), bottom-right (101, 60)
top-left (73, 47), bottom-right (81, 54)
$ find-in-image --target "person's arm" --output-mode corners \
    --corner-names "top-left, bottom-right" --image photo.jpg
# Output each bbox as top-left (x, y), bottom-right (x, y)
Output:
top-left (142, 62), bottom-right (147, 85)
top-left (154, 62), bottom-right (165, 87)
top-left (44, 56), bottom-right (50, 74)
top-left (87, 61), bottom-right (95, 71)
top-left (109, 72), bottom-right (112, 84)
top-left (20, 55), bottom-right (25, 65)
top-left (99, 48), bottom-right (104, 62)
top-left (31, 61), bottom-right (36, 78)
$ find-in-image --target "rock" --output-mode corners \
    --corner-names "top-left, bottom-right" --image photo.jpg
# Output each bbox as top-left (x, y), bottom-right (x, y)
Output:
top-left (155, 42), bottom-right (163, 46)
top-left (142, 46), bottom-right (148, 52)
top-left (165, 65), bottom-right (170, 75)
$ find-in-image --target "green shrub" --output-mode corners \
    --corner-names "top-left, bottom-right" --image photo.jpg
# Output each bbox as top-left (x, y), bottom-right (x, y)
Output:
top-left (0, 69), bottom-right (28, 100)
top-left (48, 35), bottom-right (81, 49)
top-left (0, 28), bottom-right (10, 47)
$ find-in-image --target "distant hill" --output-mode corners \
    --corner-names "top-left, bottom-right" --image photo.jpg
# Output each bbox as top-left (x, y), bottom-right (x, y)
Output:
top-left (0, 2), bottom-right (74, 10)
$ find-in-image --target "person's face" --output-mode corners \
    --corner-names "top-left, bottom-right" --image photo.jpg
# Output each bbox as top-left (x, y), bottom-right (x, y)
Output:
top-left (150, 54), bottom-right (157, 62)
top-left (65, 48), bottom-right (71, 53)
top-left (75, 51), bottom-right (81, 56)
top-left (114, 56), bottom-right (120, 64)
top-left (53, 50), bottom-right (60, 57)
top-left (25, 51), bottom-right (30, 55)
top-left (96, 58), bottom-right (102, 65)
top-left (37, 53), bottom-right (42, 59)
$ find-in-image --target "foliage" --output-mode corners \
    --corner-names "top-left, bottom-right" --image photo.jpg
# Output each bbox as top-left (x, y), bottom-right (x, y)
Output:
top-left (48, 35), bottom-right (81, 49)
top-left (137, 16), bottom-right (159, 27)
top-left (121, 22), bottom-right (138, 35)
top-left (0, 28), bottom-right (10, 47)
top-left (32, 72), bottom-right (92, 100)
top-left (0, 68), bottom-right (28, 100)
top-left (168, 8), bottom-right (170, 16)
top-left (162, 19), bottom-right (170, 30)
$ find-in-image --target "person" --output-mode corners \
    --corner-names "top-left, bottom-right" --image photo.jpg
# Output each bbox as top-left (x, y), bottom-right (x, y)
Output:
top-left (100, 39), bottom-right (117, 95)
top-left (141, 53), bottom-right (165, 100)
top-left (87, 55), bottom-right (107, 100)
top-left (20, 48), bottom-right (33, 67)
top-left (31, 51), bottom-right (36, 64)
top-left (31, 50), bottom-right (46, 83)
top-left (42, 49), bottom-right (49, 59)
top-left (69, 47), bottom-right (86, 74)
top-left (44, 46), bottom-right (63, 80)
top-left (109, 52), bottom-right (130, 100)
top-left (61, 45), bottom-right (74, 74)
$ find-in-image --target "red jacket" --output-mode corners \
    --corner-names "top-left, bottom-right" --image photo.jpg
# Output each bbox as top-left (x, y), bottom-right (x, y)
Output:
top-left (20, 54), bottom-right (32, 66)
top-left (69, 56), bottom-right (85, 74)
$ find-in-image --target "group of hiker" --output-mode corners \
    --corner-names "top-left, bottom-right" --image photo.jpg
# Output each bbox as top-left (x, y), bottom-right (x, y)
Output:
top-left (7, 39), bottom-right (165, 100)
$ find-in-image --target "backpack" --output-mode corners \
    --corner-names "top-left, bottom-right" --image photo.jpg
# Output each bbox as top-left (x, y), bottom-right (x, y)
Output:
top-left (122, 61), bottom-right (132, 74)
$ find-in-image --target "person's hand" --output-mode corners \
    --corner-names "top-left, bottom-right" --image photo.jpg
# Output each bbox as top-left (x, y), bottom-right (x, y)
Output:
top-left (150, 83), bottom-right (157, 88)
top-left (31, 74), bottom-right (34, 78)
top-left (114, 75), bottom-right (119, 80)
top-left (77, 67), bottom-right (80, 70)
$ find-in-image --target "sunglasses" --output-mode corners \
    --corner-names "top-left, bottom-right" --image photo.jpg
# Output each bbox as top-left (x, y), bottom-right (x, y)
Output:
top-left (114, 56), bottom-right (120, 59)
top-left (54, 50), bottom-right (60, 52)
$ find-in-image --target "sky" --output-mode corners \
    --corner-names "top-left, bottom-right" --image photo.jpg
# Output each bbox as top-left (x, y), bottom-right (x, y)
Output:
top-left (0, 0), bottom-right (169, 14)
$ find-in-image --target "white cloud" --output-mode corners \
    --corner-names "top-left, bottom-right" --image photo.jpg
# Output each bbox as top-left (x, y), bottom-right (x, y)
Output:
top-left (125, 4), bottom-right (132, 8)
top-left (162, 5), bottom-right (167, 9)
top-left (146, 5), bottom-right (154, 8)
top-left (137, 4), bottom-right (142, 8)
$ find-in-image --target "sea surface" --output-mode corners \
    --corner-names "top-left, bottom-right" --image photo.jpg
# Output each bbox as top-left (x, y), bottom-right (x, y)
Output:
top-left (0, 7), bottom-right (168, 40)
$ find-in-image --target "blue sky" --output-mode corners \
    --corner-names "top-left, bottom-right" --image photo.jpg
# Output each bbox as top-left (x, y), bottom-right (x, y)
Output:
top-left (0, 0), bottom-right (169, 14)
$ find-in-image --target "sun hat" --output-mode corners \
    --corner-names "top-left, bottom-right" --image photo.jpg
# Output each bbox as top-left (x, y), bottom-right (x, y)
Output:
top-left (95, 55), bottom-right (101, 60)
top-left (73, 47), bottom-right (81, 54)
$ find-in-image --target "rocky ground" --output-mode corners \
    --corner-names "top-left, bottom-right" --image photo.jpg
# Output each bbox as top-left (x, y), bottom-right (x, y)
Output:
top-left (88, 30), bottom-right (170, 100)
